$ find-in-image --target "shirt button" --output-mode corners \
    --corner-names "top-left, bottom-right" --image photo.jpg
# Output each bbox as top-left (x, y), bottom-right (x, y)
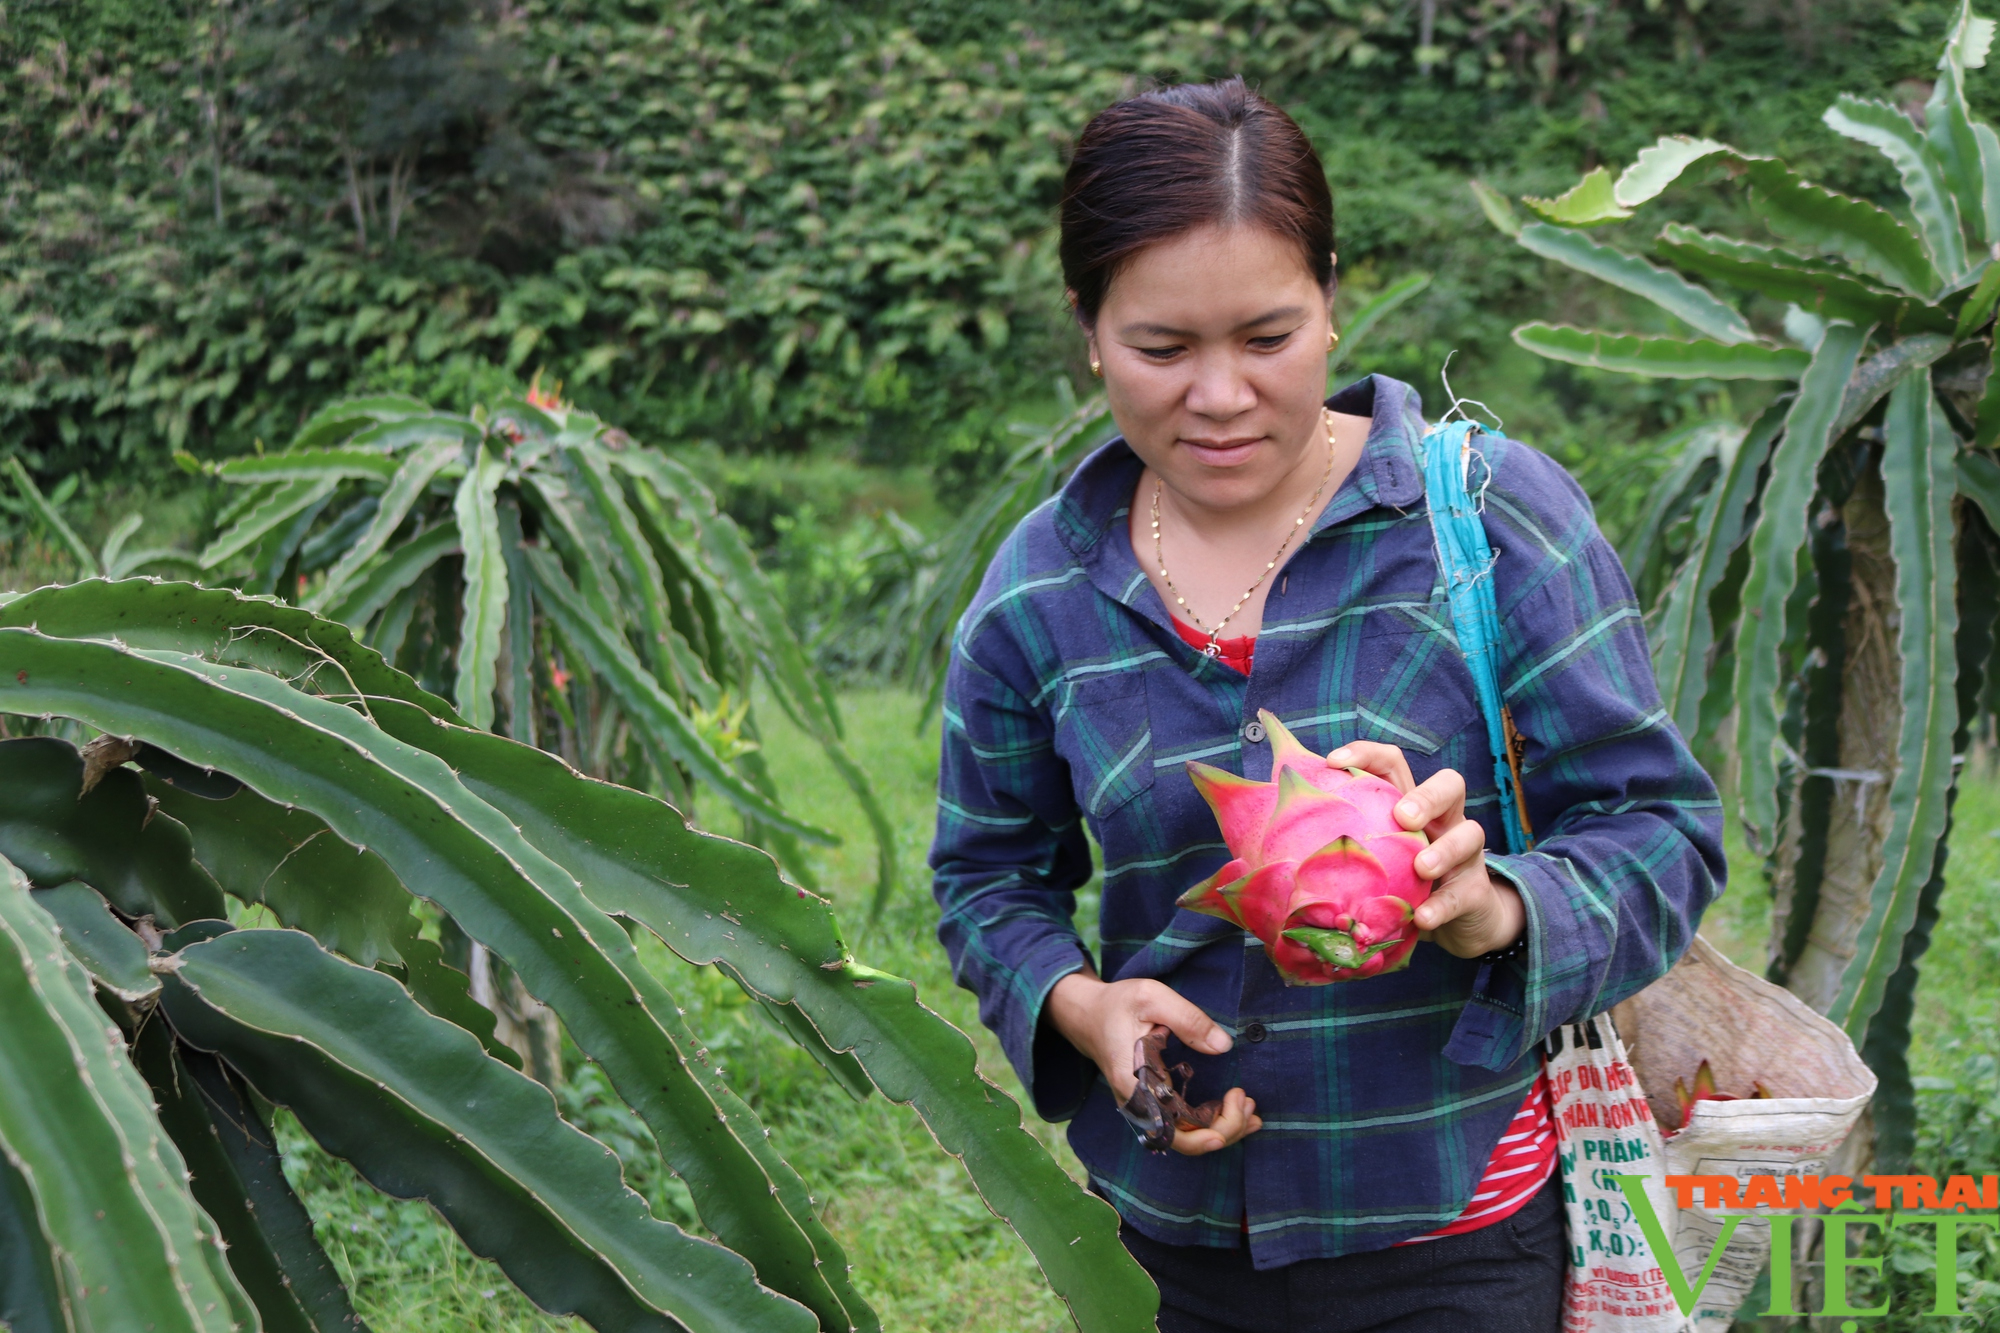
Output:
top-left (1242, 1022), bottom-right (1268, 1044)
top-left (1242, 721), bottom-right (1266, 743)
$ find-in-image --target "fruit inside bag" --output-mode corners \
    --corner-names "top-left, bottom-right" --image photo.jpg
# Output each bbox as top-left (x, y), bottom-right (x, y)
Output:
top-left (1549, 937), bottom-right (1877, 1333)
top-left (1607, 936), bottom-right (1876, 1333)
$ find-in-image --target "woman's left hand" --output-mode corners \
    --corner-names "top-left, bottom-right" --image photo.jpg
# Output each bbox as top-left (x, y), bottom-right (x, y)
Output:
top-left (1325, 741), bottom-right (1526, 959)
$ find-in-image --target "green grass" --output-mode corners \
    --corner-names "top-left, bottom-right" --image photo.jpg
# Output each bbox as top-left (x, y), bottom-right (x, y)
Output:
top-left (278, 687), bottom-right (2000, 1329)
top-left (1910, 764), bottom-right (2000, 1075)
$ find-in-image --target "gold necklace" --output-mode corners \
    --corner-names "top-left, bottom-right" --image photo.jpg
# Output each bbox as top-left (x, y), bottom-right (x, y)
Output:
top-left (1152, 408), bottom-right (1338, 657)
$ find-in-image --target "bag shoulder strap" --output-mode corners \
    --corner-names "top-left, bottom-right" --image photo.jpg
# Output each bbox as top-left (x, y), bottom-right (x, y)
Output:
top-left (1418, 419), bottom-right (1534, 856)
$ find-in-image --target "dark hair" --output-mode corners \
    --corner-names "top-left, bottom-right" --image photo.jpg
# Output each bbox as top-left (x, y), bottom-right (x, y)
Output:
top-left (1059, 77), bottom-right (1335, 325)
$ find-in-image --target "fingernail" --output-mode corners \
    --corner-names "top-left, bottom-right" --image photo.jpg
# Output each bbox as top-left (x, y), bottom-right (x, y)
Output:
top-left (1328, 748), bottom-right (1352, 765)
top-left (1396, 800), bottom-right (1418, 822)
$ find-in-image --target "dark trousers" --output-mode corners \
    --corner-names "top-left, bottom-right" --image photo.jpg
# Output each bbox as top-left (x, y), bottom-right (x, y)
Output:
top-left (1120, 1175), bottom-right (1566, 1333)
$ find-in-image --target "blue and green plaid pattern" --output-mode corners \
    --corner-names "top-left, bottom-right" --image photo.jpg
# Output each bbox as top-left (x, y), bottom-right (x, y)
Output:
top-left (930, 375), bottom-right (1725, 1266)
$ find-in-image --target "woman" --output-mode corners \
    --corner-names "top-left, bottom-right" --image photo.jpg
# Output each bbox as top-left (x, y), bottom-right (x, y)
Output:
top-left (930, 79), bottom-right (1724, 1332)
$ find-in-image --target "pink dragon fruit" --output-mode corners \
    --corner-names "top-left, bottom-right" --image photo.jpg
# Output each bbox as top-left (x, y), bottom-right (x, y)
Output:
top-left (1175, 710), bottom-right (1431, 985)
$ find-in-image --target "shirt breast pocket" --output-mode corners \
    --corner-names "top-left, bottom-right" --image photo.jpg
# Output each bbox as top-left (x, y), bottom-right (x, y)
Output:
top-left (1355, 609), bottom-right (1482, 759)
top-left (1053, 673), bottom-right (1156, 821)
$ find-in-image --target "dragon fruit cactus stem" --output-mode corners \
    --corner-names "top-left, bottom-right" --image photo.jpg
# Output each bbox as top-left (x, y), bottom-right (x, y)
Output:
top-left (1175, 710), bottom-right (1432, 986)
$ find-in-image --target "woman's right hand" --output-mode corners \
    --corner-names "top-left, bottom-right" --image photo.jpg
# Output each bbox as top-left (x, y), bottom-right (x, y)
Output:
top-left (1045, 971), bottom-right (1262, 1156)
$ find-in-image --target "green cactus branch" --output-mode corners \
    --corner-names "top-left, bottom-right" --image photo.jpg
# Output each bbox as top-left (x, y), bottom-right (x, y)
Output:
top-left (0, 580), bottom-right (1159, 1332)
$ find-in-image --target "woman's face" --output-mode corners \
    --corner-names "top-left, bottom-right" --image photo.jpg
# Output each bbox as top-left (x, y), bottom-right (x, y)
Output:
top-left (1085, 224), bottom-right (1334, 515)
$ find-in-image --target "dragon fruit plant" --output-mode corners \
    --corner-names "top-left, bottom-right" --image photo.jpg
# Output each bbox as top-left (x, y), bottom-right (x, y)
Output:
top-left (0, 581), bottom-right (1152, 1331)
top-left (1177, 711), bottom-right (1432, 985)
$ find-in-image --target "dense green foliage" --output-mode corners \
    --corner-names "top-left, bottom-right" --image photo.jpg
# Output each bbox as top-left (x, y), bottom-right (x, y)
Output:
top-left (5, 0), bottom-right (1998, 503)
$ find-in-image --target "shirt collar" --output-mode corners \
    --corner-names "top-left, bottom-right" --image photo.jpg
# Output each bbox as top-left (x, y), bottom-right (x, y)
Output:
top-left (1051, 372), bottom-right (1430, 567)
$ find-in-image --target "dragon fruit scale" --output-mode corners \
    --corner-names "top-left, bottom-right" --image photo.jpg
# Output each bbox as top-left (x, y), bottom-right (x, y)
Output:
top-left (1175, 710), bottom-right (1431, 985)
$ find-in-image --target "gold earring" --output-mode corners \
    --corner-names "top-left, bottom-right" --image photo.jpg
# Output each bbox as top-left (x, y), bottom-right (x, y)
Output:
top-left (1090, 355), bottom-right (1102, 378)
top-left (1327, 328), bottom-right (1340, 351)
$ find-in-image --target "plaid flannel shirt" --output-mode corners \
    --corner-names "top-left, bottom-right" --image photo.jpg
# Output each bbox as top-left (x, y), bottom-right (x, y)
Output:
top-left (930, 375), bottom-right (1725, 1267)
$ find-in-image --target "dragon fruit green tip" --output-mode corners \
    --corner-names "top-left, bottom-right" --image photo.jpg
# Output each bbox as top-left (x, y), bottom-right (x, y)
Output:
top-left (1175, 709), bottom-right (1430, 985)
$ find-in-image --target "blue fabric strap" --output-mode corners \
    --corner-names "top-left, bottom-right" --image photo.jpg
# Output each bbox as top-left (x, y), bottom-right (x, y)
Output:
top-left (1420, 419), bottom-right (1531, 857)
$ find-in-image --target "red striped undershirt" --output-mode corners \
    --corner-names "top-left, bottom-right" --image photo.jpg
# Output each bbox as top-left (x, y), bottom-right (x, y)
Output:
top-left (1171, 619), bottom-right (1558, 1242)
top-left (1397, 1072), bottom-right (1556, 1242)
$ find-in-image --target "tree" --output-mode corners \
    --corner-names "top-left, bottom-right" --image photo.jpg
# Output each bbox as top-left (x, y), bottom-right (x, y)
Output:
top-left (1478, 0), bottom-right (2000, 1168)
top-left (238, 0), bottom-right (514, 245)
top-left (0, 580), bottom-right (1157, 1332)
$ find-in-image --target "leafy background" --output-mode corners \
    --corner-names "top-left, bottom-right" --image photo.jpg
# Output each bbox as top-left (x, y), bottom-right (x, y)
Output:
top-left (7, 0), bottom-right (1989, 495)
top-left (5, 0), bottom-right (2000, 1327)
